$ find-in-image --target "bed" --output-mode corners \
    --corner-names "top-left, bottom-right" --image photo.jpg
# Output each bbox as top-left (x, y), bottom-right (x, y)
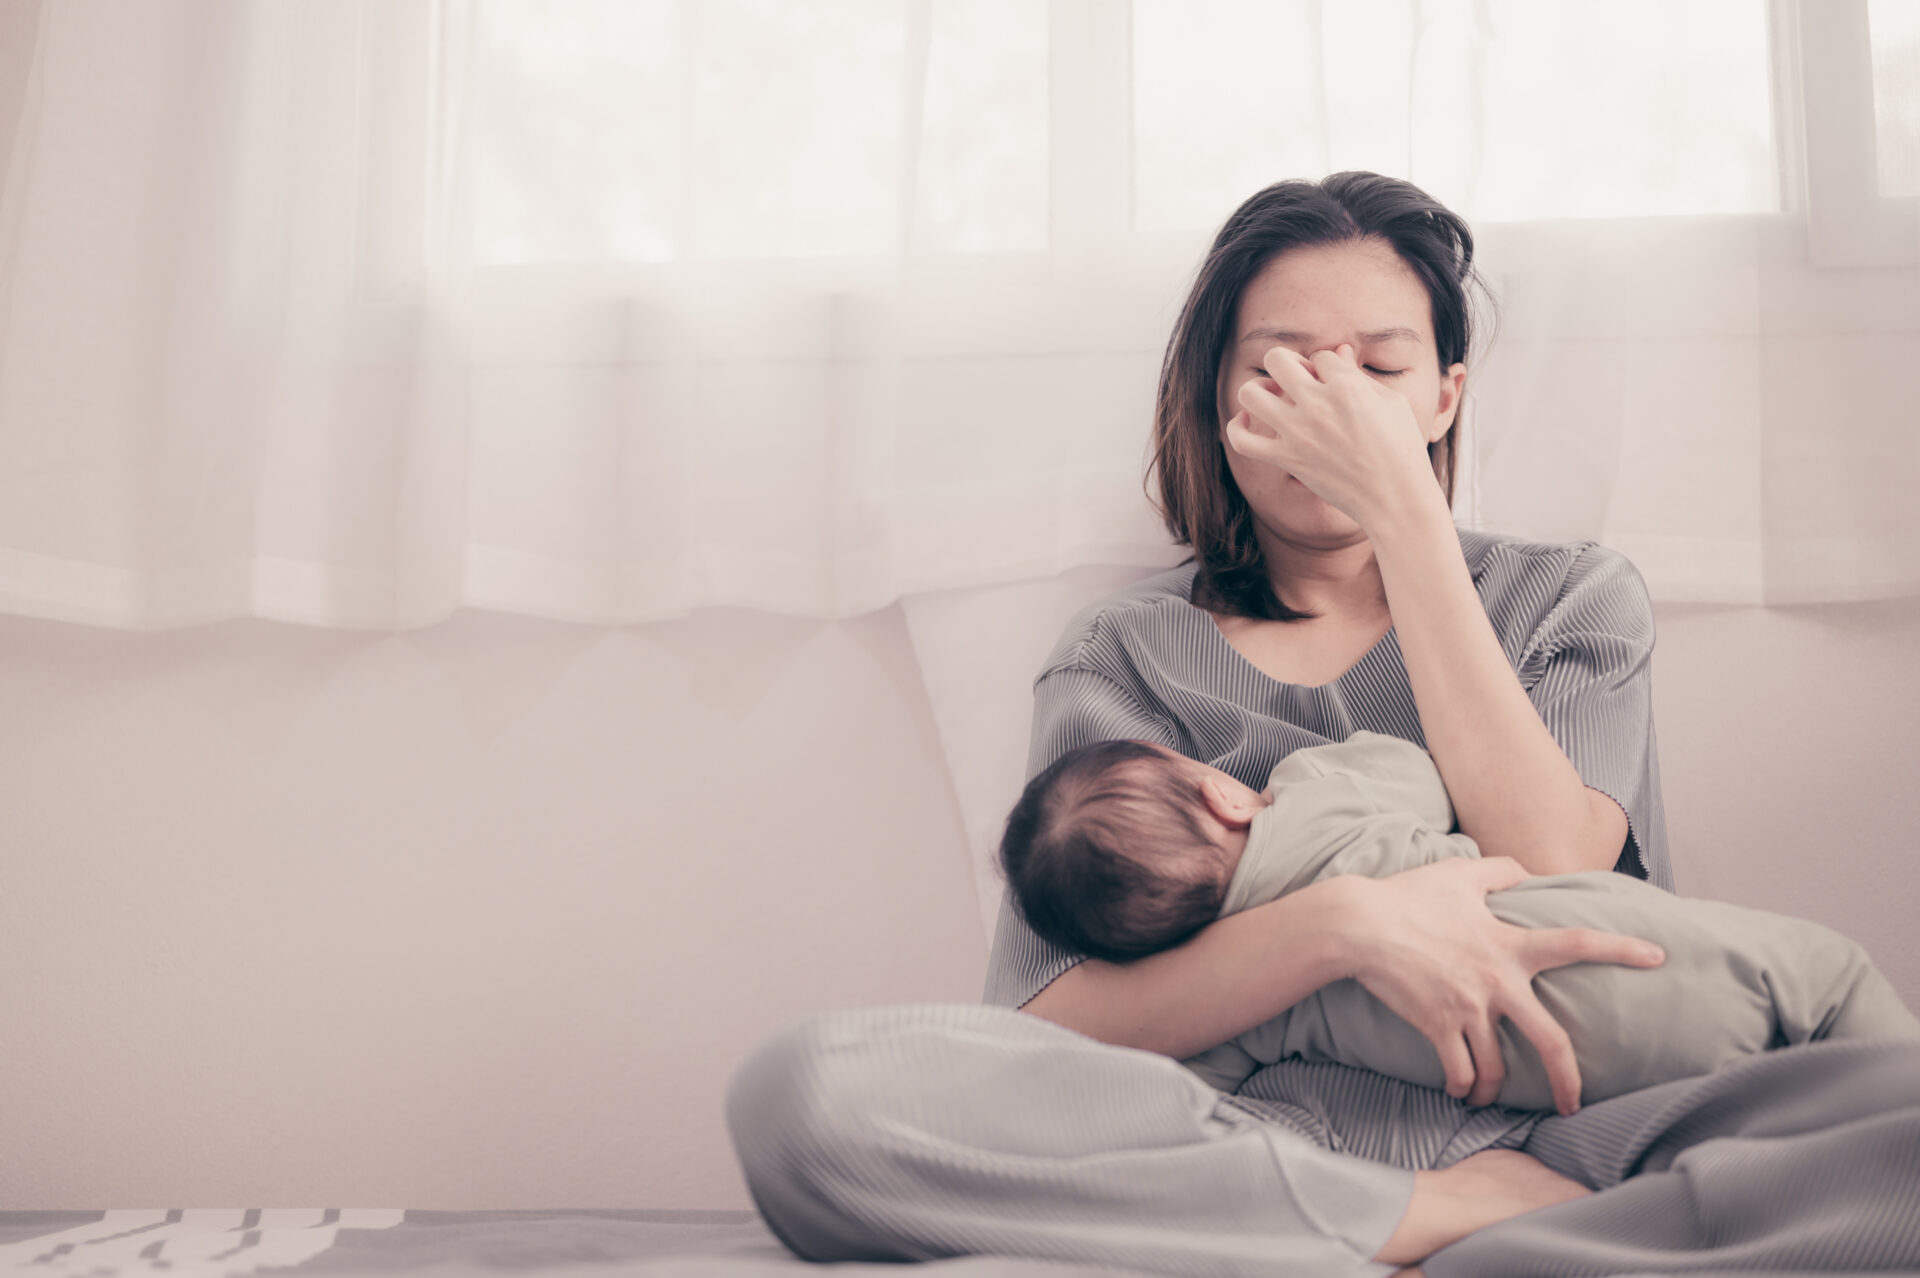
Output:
top-left (0, 1210), bottom-right (1145, 1278)
top-left (2, 1207), bottom-right (1903, 1278)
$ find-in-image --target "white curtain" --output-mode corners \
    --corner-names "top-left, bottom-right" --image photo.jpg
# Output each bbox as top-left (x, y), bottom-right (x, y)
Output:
top-left (1, 0), bottom-right (1916, 631)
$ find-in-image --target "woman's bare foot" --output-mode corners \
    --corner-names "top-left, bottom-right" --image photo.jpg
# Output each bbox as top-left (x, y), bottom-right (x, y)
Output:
top-left (1372, 1148), bottom-right (1592, 1267)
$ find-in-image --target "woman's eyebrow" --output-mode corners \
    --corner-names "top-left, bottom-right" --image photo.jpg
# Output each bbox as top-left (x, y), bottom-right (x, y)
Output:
top-left (1239, 327), bottom-right (1421, 346)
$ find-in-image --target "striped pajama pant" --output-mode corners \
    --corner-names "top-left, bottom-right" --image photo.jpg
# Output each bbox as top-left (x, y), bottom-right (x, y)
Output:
top-left (725, 1002), bottom-right (1920, 1276)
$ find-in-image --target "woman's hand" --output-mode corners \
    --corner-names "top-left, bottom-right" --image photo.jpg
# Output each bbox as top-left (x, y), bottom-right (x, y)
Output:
top-left (1225, 343), bottom-right (1434, 528)
top-left (1336, 856), bottom-right (1667, 1115)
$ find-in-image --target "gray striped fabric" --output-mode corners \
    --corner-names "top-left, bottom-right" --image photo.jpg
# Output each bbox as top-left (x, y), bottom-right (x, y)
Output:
top-left (727, 1002), bottom-right (1421, 1275)
top-left (725, 1002), bottom-right (1920, 1275)
top-left (987, 526), bottom-right (1672, 1012)
top-left (726, 530), bottom-right (1920, 1273)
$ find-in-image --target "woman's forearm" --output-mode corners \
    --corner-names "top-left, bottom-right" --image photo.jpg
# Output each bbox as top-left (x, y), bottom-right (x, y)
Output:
top-left (1364, 489), bottom-right (1617, 876)
top-left (1020, 876), bottom-right (1364, 1058)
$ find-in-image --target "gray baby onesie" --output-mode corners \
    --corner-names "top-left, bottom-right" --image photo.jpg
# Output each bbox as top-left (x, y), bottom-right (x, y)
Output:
top-left (1181, 731), bottom-right (1920, 1108)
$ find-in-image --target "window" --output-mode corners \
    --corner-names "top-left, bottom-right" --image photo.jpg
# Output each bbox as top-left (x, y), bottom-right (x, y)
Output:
top-left (1132, 0), bottom-right (1776, 230)
top-left (1796, 0), bottom-right (1919, 265)
top-left (470, 0), bottom-right (1050, 264)
top-left (1870, 0), bottom-right (1920, 198)
top-left (467, 0), bottom-right (1792, 265)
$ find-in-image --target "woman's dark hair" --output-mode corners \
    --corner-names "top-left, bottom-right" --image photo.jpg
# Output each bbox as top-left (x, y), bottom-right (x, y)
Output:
top-left (997, 739), bottom-right (1229, 963)
top-left (1147, 171), bottom-right (1495, 620)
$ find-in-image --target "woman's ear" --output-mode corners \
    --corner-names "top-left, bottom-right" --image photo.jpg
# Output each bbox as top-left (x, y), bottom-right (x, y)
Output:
top-left (1431, 361), bottom-right (1468, 442)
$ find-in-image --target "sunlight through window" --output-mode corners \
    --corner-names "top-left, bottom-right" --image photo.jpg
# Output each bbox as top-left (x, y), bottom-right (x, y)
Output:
top-left (1869, 0), bottom-right (1920, 197)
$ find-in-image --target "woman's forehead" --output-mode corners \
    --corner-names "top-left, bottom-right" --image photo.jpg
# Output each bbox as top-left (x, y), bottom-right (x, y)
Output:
top-left (1232, 239), bottom-right (1433, 347)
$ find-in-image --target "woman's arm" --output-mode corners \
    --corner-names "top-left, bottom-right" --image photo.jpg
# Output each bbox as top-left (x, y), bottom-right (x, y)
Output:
top-left (1239, 343), bottom-right (1638, 880)
top-left (1027, 852), bottom-right (1663, 1114)
top-left (1023, 875), bottom-right (1364, 1060)
top-left (1366, 486), bottom-right (1623, 877)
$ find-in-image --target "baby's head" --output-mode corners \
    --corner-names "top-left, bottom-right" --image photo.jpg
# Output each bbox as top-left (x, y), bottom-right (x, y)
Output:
top-left (997, 740), bottom-right (1269, 963)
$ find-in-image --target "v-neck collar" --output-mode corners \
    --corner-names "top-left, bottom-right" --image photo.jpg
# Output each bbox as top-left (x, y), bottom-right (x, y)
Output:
top-left (1175, 563), bottom-right (1403, 693)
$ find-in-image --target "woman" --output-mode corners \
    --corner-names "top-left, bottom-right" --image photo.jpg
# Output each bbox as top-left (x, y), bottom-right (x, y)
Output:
top-left (726, 174), bottom-right (1920, 1277)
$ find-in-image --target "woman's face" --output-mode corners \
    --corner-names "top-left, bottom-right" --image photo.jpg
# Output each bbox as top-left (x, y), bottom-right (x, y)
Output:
top-left (1214, 236), bottom-right (1466, 544)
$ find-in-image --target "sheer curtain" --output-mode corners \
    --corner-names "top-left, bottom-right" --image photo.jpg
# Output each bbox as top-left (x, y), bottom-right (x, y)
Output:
top-left (0, 0), bottom-right (1916, 630)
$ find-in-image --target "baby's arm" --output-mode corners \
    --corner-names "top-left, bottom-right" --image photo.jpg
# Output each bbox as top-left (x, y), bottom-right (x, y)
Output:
top-left (1270, 731), bottom-right (1459, 832)
top-left (1258, 734), bottom-right (1484, 890)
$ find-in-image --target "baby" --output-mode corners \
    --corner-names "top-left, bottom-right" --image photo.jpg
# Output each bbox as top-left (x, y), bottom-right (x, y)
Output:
top-left (998, 731), bottom-right (1920, 1110)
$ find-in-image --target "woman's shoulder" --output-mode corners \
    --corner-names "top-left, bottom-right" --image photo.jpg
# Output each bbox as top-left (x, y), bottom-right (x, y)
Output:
top-left (1458, 526), bottom-right (1644, 596)
top-left (1458, 524), bottom-right (1612, 571)
top-left (1458, 526), bottom-right (1653, 649)
top-left (1036, 560), bottom-right (1200, 680)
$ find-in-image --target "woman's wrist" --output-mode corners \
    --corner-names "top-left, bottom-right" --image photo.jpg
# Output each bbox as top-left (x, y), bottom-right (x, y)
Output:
top-left (1357, 471), bottom-right (1455, 549)
top-left (1314, 872), bottom-right (1384, 983)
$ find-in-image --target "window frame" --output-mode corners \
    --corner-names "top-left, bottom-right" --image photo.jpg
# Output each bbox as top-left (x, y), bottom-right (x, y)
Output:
top-left (1779, 0), bottom-right (1920, 266)
top-left (419, 0), bottom-right (1914, 276)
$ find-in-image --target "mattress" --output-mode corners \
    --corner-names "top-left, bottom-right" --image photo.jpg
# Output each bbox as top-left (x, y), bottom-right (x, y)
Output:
top-left (3, 1208), bottom-right (1893, 1278)
top-left (0, 1210), bottom-right (1141, 1278)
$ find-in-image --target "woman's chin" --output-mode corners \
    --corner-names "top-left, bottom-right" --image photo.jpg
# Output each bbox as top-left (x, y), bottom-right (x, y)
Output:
top-left (1282, 487), bottom-right (1344, 519)
top-left (1263, 493), bottom-right (1368, 540)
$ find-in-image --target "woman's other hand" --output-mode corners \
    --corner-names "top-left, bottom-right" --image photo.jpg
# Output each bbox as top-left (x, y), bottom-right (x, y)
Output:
top-left (1338, 856), bottom-right (1667, 1115)
top-left (1226, 342), bottom-right (1436, 528)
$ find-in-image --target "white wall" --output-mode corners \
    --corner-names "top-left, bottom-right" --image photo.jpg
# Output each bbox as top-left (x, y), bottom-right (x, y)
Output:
top-left (3, 589), bottom-right (1918, 1211)
top-left (0, 605), bottom-right (988, 1211)
top-left (1649, 597), bottom-right (1920, 999)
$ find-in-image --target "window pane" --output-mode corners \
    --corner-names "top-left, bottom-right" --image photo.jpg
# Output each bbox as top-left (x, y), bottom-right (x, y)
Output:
top-left (914, 0), bottom-right (1048, 253)
top-left (471, 0), bottom-right (1045, 263)
top-left (473, 0), bottom-right (681, 264)
top-left (682, 0), bottom-right (908, 259)
top-left (1133, 0), bottom-right (1777, 230)
top-left (1870, 0), bottom-right (1920, 198)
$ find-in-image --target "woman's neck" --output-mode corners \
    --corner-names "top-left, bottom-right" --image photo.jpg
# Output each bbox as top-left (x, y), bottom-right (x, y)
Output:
top-left (1254, 527), bottom-right (1390, 620)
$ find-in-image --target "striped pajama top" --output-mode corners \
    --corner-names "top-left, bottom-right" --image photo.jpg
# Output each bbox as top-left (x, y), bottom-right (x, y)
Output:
top-left (984, 525), bottom-right (1675, 1156)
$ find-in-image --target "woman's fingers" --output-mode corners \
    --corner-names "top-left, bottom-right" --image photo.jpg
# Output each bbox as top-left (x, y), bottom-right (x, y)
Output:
top-left (1224, 410), bottom-right (1282, 460)
top-left (1433, 1029), bottom-right (1477, 1101)
top-left (1307, 344), bottom-right (1359, 382)
top-left (1234, 379), bottom-right (1286, 430)
top-left (1499, 993), bottom-right (1583, 1115)
top-left (1523, 925), bottom-right (1666, 973)
top-left (1506, 926), bottom-right (1662, 1115)
top-left (1262, 344), bottom-right (1322, 397)
top-left (1465, 854), bottom-right (1532, 894)
top-left (1462, 1016), bottom-right (1509, 1108)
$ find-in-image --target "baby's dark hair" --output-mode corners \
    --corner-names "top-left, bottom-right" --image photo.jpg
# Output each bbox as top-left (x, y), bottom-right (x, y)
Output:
top-left (998, 739), bottom-right (1231, 963)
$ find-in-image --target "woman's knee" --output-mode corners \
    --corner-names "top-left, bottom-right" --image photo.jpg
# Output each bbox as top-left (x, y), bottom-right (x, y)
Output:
top-left (723, 1003), bottom-right (1002, 1261)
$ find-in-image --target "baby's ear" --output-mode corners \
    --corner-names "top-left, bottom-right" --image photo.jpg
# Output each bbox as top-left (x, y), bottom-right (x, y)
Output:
top-left (1199, 774), bottom-right (1261, 828)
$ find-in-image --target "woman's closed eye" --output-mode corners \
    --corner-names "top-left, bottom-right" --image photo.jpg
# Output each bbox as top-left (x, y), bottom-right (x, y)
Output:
top-left (1248, 366), bottom-right (1406, 378)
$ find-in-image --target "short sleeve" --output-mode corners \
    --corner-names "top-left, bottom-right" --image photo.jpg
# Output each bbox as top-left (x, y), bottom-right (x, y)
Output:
top-left (1514, 543), bottom-right (1674, 892)
top-left (981, 665), bottom-right (1183, 1008)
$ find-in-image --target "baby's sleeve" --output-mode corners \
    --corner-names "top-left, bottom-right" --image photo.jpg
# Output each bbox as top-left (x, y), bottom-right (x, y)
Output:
top-left (1268, 732), bottom-right (1459, 833)
top-left (1514, 542), bottom-right (1672, 891)
top-left (982, 665), bottom-right (1185, 1009)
